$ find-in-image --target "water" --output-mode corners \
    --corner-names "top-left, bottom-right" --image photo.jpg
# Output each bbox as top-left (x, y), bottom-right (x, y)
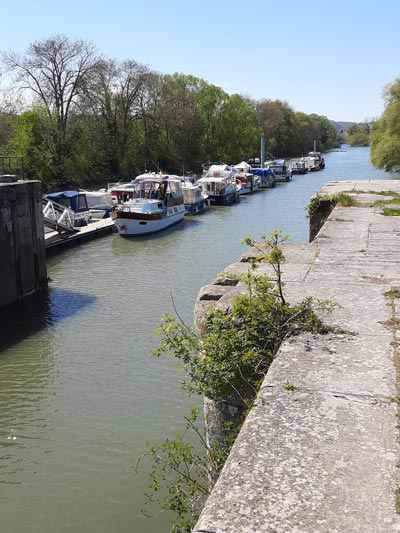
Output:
top-left (0, 147), bottom-right (395, 533)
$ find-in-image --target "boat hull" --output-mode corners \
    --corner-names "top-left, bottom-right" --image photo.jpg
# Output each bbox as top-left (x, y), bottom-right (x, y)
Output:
top-left (184, 199), bottom-right (208, 214)
top-left (208, 191), bottom-right (239, 206)
top-left (259, 178), bottom-right (276, 188)
top-left (111, 206), bottom-right (185, 235)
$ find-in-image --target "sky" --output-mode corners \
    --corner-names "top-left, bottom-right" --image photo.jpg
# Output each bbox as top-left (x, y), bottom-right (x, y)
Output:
top-left (1, 0), bottom-right (399, 123)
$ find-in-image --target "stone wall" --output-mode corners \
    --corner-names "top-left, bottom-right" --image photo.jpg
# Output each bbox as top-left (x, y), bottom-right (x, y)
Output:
top-left (193, 180), bottom-right (400, 532)
top-left (0, 180), bottom-right (47, 308)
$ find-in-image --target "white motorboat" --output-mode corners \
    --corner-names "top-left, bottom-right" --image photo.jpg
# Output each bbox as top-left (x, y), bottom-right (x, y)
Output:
top-left (180, 178), bottom-right (209, 214)
top-left (300, 151), bottom-right (325, 171)
top-left (233, 161), bottom-right (261, 194)
top-left (197, 163), bottom-right (240, 205)
top-left (110, 174), bottom-right (185, 235)
top-left (265, 159), bottom-right (292, 182)
top-left (81, 189), bottom-right (113, 218)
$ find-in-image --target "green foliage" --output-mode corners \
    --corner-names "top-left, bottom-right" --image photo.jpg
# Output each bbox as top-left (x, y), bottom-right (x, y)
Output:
top-left (153, 231), bottom-right (328, 402)
top-left (305, 195), bottom-right (322, 218)
top-left (385, 290), bottom-right (400, 299)
top-left (346, 123), bottom-right (370, 147)
top-left (135, 408), bottom-right (211, 532)
top-left (325, 192), bottom-right (359, 207)
top-left (371, 77), bottom-right (400, 171)
top-left (8, 108), bottom-right (55, 187)
top-left (1, 37), bottom-right (341, 186)
top-left (283, 381), bottom-right (298, 391)
top-left (256, 100), bottom-right (339, 157)
top-left (383, 208), bottom-right (400, 216)
top-left (135, 407), bottom-right (239, 532)
top-left (141, 230), bottom-right (333, 530)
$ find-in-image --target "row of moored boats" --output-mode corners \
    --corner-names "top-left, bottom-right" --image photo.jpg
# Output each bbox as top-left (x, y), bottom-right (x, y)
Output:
top-left (43, 152), bottom-right (325, 237)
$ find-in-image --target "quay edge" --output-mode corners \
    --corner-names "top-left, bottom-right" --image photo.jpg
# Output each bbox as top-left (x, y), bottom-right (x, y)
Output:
top-left (193, 180), bottom-right (400, 532)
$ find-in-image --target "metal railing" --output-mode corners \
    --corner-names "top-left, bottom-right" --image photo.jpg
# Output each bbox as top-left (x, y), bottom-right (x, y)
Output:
top-left (42, 197), bottom-right (78, 234)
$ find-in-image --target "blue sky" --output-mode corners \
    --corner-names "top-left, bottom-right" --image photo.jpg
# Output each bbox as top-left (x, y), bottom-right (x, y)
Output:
top-left (1, 0), bottom-right (399, 122)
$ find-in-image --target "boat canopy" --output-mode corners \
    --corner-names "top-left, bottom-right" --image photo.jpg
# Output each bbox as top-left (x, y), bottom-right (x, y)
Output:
top-left (249, 168), bottom-right (275, 177)
top-left (268, 159), bottom-right (285, 166)
top-left (233, 161), bottom-right (252, 171)
top-left (45, 191), bottom-right (89, 213)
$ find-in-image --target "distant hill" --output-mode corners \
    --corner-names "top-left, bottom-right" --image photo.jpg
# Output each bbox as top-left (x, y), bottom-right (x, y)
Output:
top-left (330, 121), bottom-right (358, 134)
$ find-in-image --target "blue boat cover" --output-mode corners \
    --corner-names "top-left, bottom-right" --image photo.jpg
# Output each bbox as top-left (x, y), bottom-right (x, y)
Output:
top-left (45, 191), bottom-right (89, 213)
top-left (249, 168), bottom-right (275, 177)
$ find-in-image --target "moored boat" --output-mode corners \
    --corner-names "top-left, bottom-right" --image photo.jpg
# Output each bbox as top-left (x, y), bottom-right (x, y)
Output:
top-left (180, 178), bottom-right (209, 214)
top-left (290, 160), bottom-right (307, 175)
top-left (301, 151), bottom-right (325, 171)
top-left (249, 167), bottom-right (276, 189)
top-left (233, 161), bottom-right (261, 194)
top-left (44, 190), bottom-right (92, 226)
top-left (197, 163), bottom-right (240, 205)
top-left (110, 174), bottom-right (185, 235)
top-left (265, 159), bottom-right (292, 182)
top-left (81, 189), bottom-right (113, 219)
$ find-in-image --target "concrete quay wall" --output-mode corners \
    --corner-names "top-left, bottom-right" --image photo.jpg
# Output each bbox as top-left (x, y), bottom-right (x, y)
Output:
top-left (0, 180), bottom-right (47, 308)
top-left (194, 180), bottom-right (400, 532)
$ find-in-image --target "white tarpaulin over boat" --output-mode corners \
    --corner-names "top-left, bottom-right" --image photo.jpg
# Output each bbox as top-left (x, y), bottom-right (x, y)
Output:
top-left (233, 161), bottom-right (252, 171)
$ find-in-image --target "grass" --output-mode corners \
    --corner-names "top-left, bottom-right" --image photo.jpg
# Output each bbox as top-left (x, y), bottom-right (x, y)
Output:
top-left (283, 381), bottom-right (298, 391)
top-left (383, 208), bottom-right (400, 216)
top-left (385, 290), bottom-right (400, 299)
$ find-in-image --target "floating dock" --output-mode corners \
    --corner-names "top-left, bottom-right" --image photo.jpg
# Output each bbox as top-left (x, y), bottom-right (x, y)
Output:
top-left (45, 218), bottom-right (116, 252)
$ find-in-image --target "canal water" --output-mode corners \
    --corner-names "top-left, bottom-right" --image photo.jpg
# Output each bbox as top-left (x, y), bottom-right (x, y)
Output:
top-left (0, 147), bottom-right (395, 533)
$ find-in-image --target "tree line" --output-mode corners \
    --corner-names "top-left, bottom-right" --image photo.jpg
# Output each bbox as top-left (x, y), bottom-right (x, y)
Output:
top-left (0, 35), bottom-right (341, 191)
top-left (370, 77), bottom-right (400, 172)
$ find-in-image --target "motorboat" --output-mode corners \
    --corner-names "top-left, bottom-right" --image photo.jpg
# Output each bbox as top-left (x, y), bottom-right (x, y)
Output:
top-left (197, 163), bottom-right (240, 205)
top-left (265, 159), bottom-right (292, 182)
top-left (110, 174), bottom-right (185, 235)
top-left (249, 167), bottom-right (276, 189)
top-left (109, 180), bottom-right (139, 205)
top-left (290, 160), bottom-right (307, 175)
top-left (44, 190), bottom-right (92, 226)
top-left (233, 161), bottom-right (261, 194)
top-left (179, 178), bottom-right (209, 214)
top-left (81, 189), bottom-right (113, 219)
top-left (301, 151), bottom-right (325, 171)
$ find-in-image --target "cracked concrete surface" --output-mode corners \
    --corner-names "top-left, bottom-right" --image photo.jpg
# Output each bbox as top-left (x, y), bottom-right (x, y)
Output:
top-left (193, 181), bottom-right (400, 533)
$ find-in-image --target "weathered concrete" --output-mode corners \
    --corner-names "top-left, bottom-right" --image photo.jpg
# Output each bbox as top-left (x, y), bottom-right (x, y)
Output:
top-left (194, 180), bottom-right (400, 532)
top-left (0, 180), bottom-right (47, 308)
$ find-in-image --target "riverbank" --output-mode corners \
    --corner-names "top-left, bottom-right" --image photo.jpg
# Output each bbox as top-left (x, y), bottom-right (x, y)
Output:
top-left (194, 180), bottom-right (400, 532)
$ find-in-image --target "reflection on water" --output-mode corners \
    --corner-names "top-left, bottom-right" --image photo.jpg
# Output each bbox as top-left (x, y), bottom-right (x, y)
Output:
top-left (0, 288), bottom-right (96, 352)
top-left (0, 148), bottom-right (395, 533)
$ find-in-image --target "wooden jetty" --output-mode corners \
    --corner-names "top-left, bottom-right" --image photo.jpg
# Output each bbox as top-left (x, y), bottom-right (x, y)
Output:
top-left (45, 218), bottom-right (116, 252)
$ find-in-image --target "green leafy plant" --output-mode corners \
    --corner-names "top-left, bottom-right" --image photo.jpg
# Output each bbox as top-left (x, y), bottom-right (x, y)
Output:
top-left (137, 230), bottom-right (333, 530)
top-left (283, 381), bottom-right (298, 391)
top-left (383, 208), bottom-right (400, 216)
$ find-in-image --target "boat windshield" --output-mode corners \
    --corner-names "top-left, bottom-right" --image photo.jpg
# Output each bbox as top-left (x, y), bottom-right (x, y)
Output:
top-left (133, 180), bottom-right (166, 199)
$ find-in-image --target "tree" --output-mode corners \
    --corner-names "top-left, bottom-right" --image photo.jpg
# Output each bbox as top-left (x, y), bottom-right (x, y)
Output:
top-left (215, 94), bottom-right (262, 163)
top-left (346, 123), bottom-right (370, 147)
top-left (2, 34), bottom-right (100, 186)
top-left (256, 99), bottom-right (296, 157)
top-left (8, 108), bottom-right (54, 186)
top-left (83, 58), bottom-right (154, 178)
top-left (370, 77), bottom-right (400, 171)
top-left (154, 73), bottom-right (203, 173)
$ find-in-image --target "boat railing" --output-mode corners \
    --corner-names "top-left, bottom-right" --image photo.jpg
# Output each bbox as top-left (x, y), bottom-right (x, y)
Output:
top-left (42, 197), bottom-right (78, 234)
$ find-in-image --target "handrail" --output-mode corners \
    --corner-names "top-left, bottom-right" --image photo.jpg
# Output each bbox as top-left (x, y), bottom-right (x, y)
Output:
top-left (41, 197), bottom-right (77, 233)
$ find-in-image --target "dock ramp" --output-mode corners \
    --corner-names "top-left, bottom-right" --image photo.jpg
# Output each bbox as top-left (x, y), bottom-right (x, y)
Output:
top-left (42, 197), bottom-right (78, 234)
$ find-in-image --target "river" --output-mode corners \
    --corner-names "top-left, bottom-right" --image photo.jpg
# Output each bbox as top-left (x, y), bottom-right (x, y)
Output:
top-left (0, 147), bottom-right (396, 533)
